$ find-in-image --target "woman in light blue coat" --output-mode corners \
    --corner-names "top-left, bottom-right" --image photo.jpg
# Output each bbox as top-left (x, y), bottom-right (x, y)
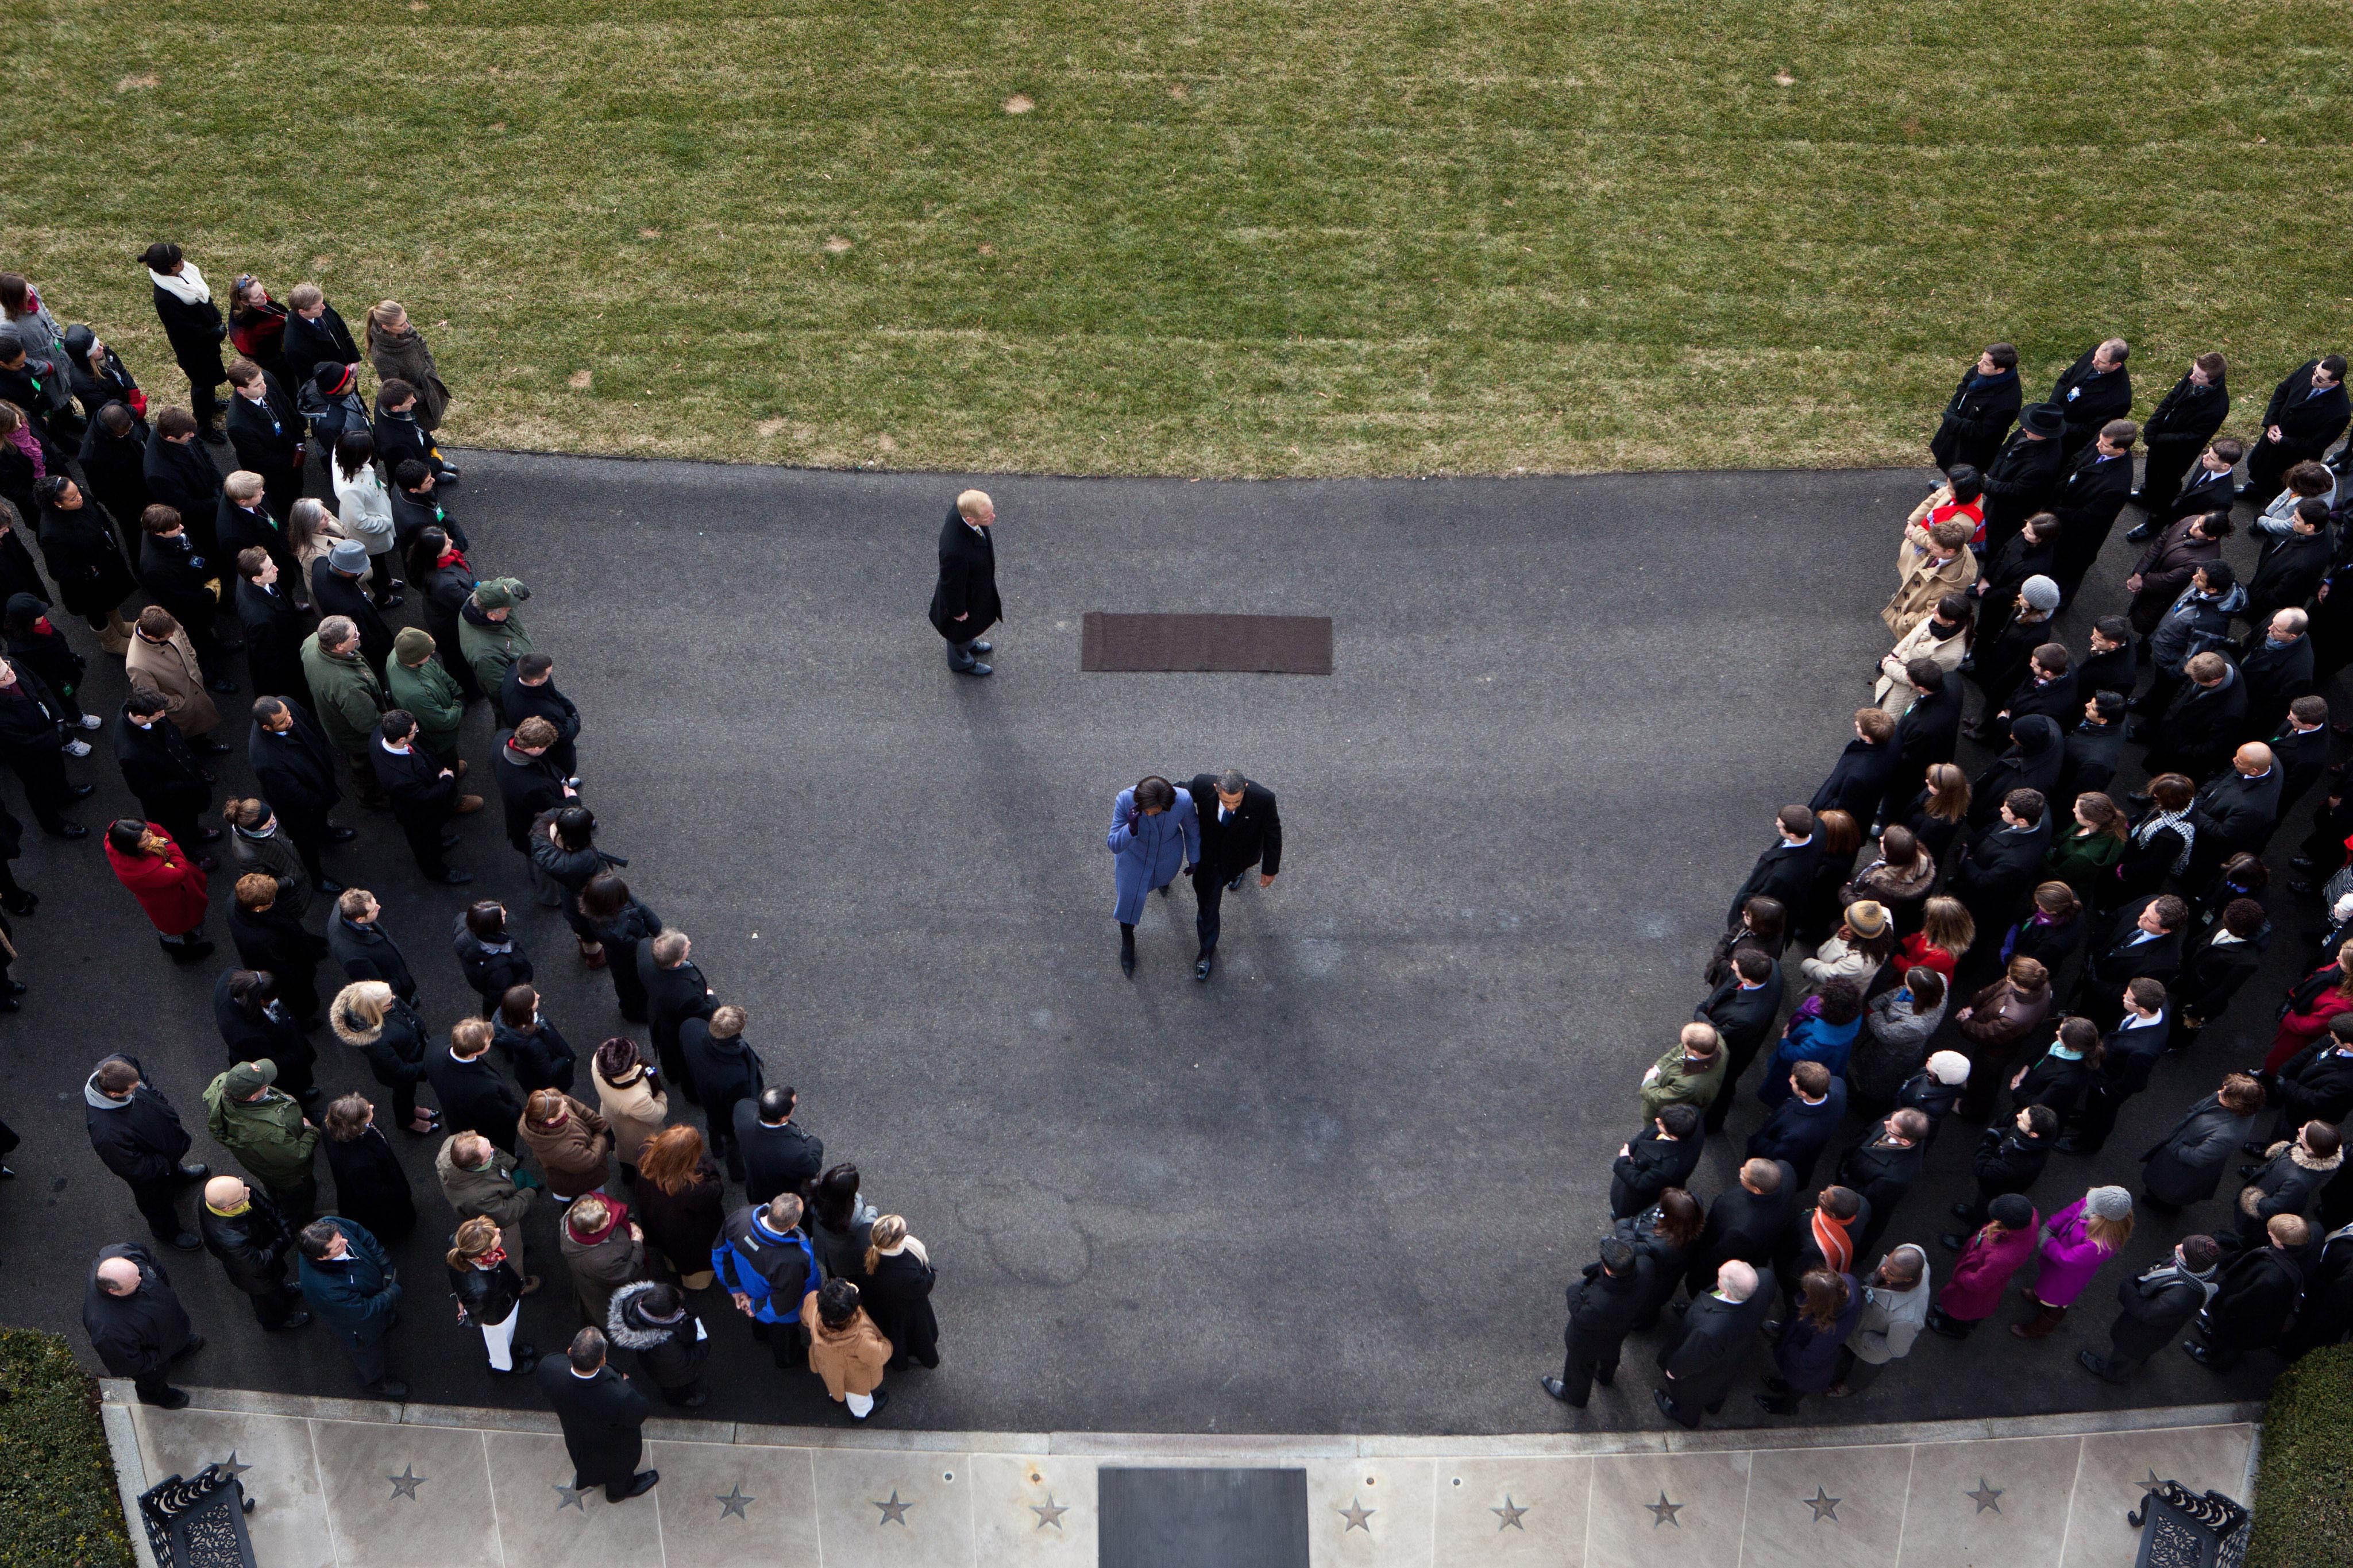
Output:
top-left (1109, 775), bottom-right (1199, 976)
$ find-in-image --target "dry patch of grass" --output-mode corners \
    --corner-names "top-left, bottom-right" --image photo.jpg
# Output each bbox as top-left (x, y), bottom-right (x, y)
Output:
top-left (4, 0), bottom-right (2348, 477)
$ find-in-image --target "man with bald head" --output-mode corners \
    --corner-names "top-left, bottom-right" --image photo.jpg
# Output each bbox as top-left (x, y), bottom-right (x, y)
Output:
top-left (198, 1175), bottom-right (311, 1331)
top-left (1654, 1258), bottom-right (1767, 1429)
top-left (83, 1242), bottom-right (202, 1407)
top-left (927, 488), bottom-right (1001, 677)
top-left (2188, 742), bottom-right (2283, 886)
top-left (2239, 607), bottom-right (2316, 743)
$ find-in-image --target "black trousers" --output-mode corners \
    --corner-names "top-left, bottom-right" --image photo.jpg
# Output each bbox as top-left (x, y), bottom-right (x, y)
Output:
top-left (144, 802), bottom-right (206, 868)
top-left (1557, 1323), bottom-right (1627, 1406)
top-left (340, 1330), bottom-right (390, 1389)
top-left (1191, 860), bottom-right (1253, 952)
top-left (242, 1280), bottom-right (303, 1329)
top-left (176, 350), bottom-right (227, 429)
top-left (392, 807), bottom-right (450, 878)
top-left (127, 1176), bottom-right (186, 1242)
top-left (1705, 1036), bottom-right (1768, 1134)
top-left (132, 1371), bottom-right (183, 1405)
top-left (7, 749), bottom-right (72, 830)
top-left (281, 808), bottom-right (331, 883)
top-left (2139, 444), bottom-right (2201, 514)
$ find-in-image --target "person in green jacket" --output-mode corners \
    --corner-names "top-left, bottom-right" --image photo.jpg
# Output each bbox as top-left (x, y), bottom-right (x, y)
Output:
top-left (1639, 1022), bottom-right (1727, 1122)
top-left (300, 617), bottom-right (390, 805)
top-left (458, 580), bottom-right (532, 719)
top-left (203, 1060), bottom-right (321, 1226)
top-left (387, 627), bottom-right (466, 766)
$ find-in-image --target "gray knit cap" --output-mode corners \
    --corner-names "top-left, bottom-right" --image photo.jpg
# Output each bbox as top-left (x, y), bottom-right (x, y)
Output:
top-left (2020, 575), bottom-right (2062, 612)
top-left (2086, 1185), bottom-right (2134, 1222)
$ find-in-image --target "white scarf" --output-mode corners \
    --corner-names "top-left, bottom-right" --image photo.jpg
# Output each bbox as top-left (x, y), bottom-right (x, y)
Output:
top-left (149, 262), bottom-right (210, 306)
top-left (875, 1235), bottom-right (929, 1265)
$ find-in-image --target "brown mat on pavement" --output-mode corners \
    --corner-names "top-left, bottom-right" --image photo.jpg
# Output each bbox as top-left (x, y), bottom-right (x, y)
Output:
top-left (1080, 613), bottom-right (1333, 674)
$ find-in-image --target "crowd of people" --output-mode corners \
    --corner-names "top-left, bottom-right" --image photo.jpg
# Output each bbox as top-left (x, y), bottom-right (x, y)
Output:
top-left (1550, 337), bottom-right (2353, 1426)
top-left (0, 248), bottom-right (944, 1506)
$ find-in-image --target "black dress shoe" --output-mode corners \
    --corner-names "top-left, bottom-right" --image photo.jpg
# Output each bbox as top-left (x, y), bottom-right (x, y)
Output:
top-left (620, 1470), bottom-right (659, 1498)
top-left (198, 427), bottom-right (229, 448)
top-left (374, 593), bottom-right (405, 609)
top-left (196, 826), bottom-right (223, 844)
top-left (968, 639), bottom-right (992, 654)
top-left (2238, 1164), bottom-right (2261, 1180)
top-left (170, 1231), bottom-right (202, 1251)
top-left (1539, 1376), bottom-right (1583, 1406)
top-left (46, 822), bottom-right (86, 839)
top-left (2122, 521), bottom-right (2157, 542)
top-left (951, 661), bottom-right (992, 677)
top-left (1119, 945), bottom-right (1136, 978)
top-left (271, 1311), bottom-right (312, 1331)
top-left (1951, 1201), bottom-right (1977, 1220)
top-left (1654, 1388), bottom-right (1678, 1420)
top-left (1158, 882), bottom-right (1170, 898)
top-left (325, 824), bottom-right (358, 843)
top-left (194, 739), bottom-right (233, 756)
top-left (176, 1162), bottom-right (210, 1181)
top-left (2241, 1140), bottom-right (2269, 1157)
top-left (1940, 1233), bottom-right (1968, 1251)
top-left (64, 783), bottom-right (95, 800)
top-left (2, 890), bottom-right (36, 915)
top-left (1195, 952), bottom-right (1214, 982)
top-left (435, 868), bottom-right (475, 885)
top-left (2289, 880), bottom-right (2321, 896)
top-left (370, 1379), bottom-right (410, 1400)
top-left (314, 879), bottom-right (345, 895)
top-left (2293, 856), bottom-right (2319, 871)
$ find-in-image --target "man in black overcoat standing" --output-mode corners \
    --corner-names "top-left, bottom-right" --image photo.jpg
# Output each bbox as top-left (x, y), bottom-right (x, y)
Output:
top-left (1541, 1238), bottom-right (1653, 1407)
top-left (1185, 767), bottom-right (1282, 982)
top-left (1654, 1258), bottom-right (1768, 1430)
top-left (639, 931), bottom-right (717, 1100)
top-left (2047, 419), bottom-right (2139, 605)
top-left (84, 1053), bottom-right (209, 1249)
top-left (2130, 354), bottom-right (2230, 520)
top-left (224, 360), bottom-right (307, 519)
top-left (83, 1243), bottom-right (203, 1408)
top-left (1978, 403), bottom-right (2067, 559)
top-left (1685, 1157), bottom-right (1797, 1296)
top-left (2078, 1235), bottom-right (2219, 1384)
top-left (113, 687), bottom-right (218, 865)
top-left (539, 1327), bottom-right (659, 1502)
top-left (374, 710), bottom-right (477, 885)
top-left (1930, 343), bottom-right (2022, 475)
top-left (1610, 1103), bottom-right (1704, 1219)
top-left (2246, 356), bottom-right (2351, 508)
top-left (1724, 806), bottom-right (1820, 932)
top-left (250, 696), bottom-right (350, 889)
top-left (928, 488), bottom-right (1001, 677)
top-left (1697, 949), bottom-right (1783, 1133)
top-left (2049, 337), bottom-right (2134, 458)
top-left (236, 551), bottom-right (313, 710)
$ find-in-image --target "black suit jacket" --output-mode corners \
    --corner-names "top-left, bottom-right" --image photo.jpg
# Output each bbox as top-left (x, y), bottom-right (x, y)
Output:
top-left (225, 376), bottom-right (304, 474)
top-left (110, 711), bottom-right (207, 819)
top-left (1697, 972), bottom-right (1783, 1061)
top-left (1610, 1125), bottom-right (1704, 1219)
top-left (2050, 352), bottom-right (2132, 450)
top-left (1810, 738), bottom-right (1896, 821)
top-left (1186, 774), bottom-right (1282, 876)
top-left (536, 1361), bottom-right (649, 1486)
top-left (2166, 465), bottom-right (2238, 523)
top-left (927, 511), bottom-right (1000, 639)
top-left (142, 438), bottom-right (223, 544)
top-left (372, 740), bottom-right (455, 820)
top-left (2144, 372), bottom-right (2229, 454)
top-left (1726, 837), bottom-right (1821, 928)
top-left (2086, 898), bottom-right (2185, 988)
top-left (2054, 721), bottom-right (2126, 810)
top-left (2262, 361), bottom-right (2353, 459)
top-left (281, 306), bottom-right (360, 391)
top-left (236, 579), bottom-right (311, 704)
top-left (423, 1048), bottom-right (523, 1145)
top-left (248, 706), bottom-right (343, 820)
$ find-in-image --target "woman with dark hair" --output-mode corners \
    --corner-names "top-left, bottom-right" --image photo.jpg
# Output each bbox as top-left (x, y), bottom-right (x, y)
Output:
top-left (633, 1124), bottom-right (724, 1291)
top-left (1622, 1187), bottom-right (1704, 1331)
top-left (453, 899), bottom-right (532, 1017)
top-left (2191, 851), bottom-right (2267, 933)
top-left (530, 805), bottom-right (625, 962)
top-left (226, 274), bottom-right (291, 387)
top-left (140, 241), bottom-right (229, 437)
top-left (861, 1215), bottom-right (940, 1370)
top-left (590, 1037), bottom-right (668, 1179)
top-left (213, 968), bottom-right (318, 1105)
top-left (4, 591), bottom-right (91, 728)
top-left (1107, 774), bottom-right (1200, 976)
top-left (1901, 762), bottom-right (1972, 868)
top-left (1758, 1269), bottom-right (1862, 1415)
top-left (330, 427), bottom-right (399, 603)
top-left (2003, 881), bottom-right (2086, 979)
top-left (2046, 793), bottom-right (2130, 903)
top-left (803, 1277), bottom-right (892, 1420)
top-left (1850, 967), bottom-right (1949, 1110)
top-left (1705, 895), bottom-right (1786, 988)
top-left (2008, 1015), bottom-right (2104, 1127)
top-left (1793, 810), bottom-right (1865, 946)
top-left (1843, 824), bottom-right (1935, 934)
top-left (105, 818), bottom-right (211, 962)
top-left (33, 474), bottom-right (135, 649)
top-left (323, 1094), bottom-right (416, 1244)
top-left (1760, 979), bottom-right (1866, 1107)
top-left (330, 979), bottom-right (438, 1134)
top-left (809, 1164), bottom-right (879, 1283)
top-left (581, 875), bottom-right (662, 1023)
top-left (2112, 774), bottom-right (2196, 907)
top-left (406, 525), bottom-right (480, 699)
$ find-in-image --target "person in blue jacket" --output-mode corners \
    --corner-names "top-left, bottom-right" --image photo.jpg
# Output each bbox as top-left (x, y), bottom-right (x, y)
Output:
top-left (296, 1215), bottom-right (404, 1399)
top-left (713, 1193), bottom-right (819, 1368)
top-left (1109, 775), bottom-right (1199, 978)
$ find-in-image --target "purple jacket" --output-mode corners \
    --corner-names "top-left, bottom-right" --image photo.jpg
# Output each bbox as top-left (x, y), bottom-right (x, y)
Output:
top-left (2030, 1198), bottom-right (2119, 1307)
top-left (1937, 1210), bottom-right (2040, 1320)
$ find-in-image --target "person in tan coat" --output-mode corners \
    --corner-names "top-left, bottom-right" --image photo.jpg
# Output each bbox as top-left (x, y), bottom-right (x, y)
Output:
top-left (802, 1278), bottom-right (892, 1420)
top-left (590, 1038), bottom-right (668, 1179)
top-left (518, 1089), bottom-right (614, 1200)
top-left (559, 1192), bottom-right (644, 1329)
top-left (124, 606), bottom-right (227, 751)
top-left (435, 1131), bottom-right (541, 1291)
top-left (1883, 519), bottom-right (1977, 639)
top-left (1875, 594), bottom-right (1973, 713)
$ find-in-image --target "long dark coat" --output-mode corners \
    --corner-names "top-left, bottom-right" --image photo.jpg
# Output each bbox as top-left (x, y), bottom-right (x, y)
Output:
top-left (323, 1124), bottom-right (415, 1245)
top-left (863, 1249), bottom-right (942, 1368)
top-left (1930, 366), bottom-right (2020, 474)
top-left (36, 498), bottom-right (135, 619)
top-left (535, 1360), bottom-right (649, 1488)
top-left (926, 509), bottom-right (1000, 640)
top-left (2142, 1094), bottom-right (2258, 1206)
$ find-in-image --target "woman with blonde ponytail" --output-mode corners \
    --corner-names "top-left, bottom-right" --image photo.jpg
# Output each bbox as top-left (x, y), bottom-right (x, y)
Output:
top-left (446, 1213), bottom-right (537, 1374)
top-left (858, 1214), bottom-right (940, 1370)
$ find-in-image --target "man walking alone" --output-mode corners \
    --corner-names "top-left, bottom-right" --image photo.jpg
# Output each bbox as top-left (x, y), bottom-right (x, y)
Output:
top-left (928, 489), bottom-right (1001, 677)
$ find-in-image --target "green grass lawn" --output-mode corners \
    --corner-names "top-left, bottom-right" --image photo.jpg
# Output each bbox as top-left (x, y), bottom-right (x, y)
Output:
top-left (5, 0), bottom-right (2347, 476)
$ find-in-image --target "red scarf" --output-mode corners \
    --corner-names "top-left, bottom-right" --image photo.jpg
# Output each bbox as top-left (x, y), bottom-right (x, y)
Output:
top-left (566, 1198), bottom-right (628, 1246)
top-left (475, 1246), bottom-right (508, 1270)
top-left (1812, 1207), bottom-right (1855, 1274)
top-left (436, 545), bottom-right (469, 571)
top-left (1930, 495), bottom-right (1987, 548)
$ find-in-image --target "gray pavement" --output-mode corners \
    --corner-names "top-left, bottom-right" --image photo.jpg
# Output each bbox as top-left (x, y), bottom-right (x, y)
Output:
top-left (0, 450), bottom-right (2310, 1435)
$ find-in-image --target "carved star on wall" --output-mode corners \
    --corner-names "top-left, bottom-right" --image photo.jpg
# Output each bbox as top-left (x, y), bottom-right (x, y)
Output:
top-left (553, 1482), bottom-right (590, 1512)
top-left (1803, 1486), bottom-right (1842, 1523)
top-left (1492, 1495), bottom-right (1530, 1530)
top-left (1966, 1478), bottom-right (2004, 1515)
top-left (1031, 1494), bottom-right (1070, 1530)
top-left (1647, 1492), bottom-right (1684, 1527)
top-left (215, 1451), bottom-right (252, 1481)
top-left (1338, 1496), bottom-right (1376, 1532)
top-left (715, 1484), bottom-right (755, 1520)
top-left (385, 1465), bottom-right (426, 1501)
top-left (874, 1489), bottom-right (915, 1526)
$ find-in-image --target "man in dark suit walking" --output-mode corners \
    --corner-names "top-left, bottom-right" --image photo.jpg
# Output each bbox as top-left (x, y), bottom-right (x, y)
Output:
top-left (1184, 768), bottom-right (1282, 982)
top-left (927, 489), bottom-right (1001, 677)
top-left (2247, 356), bottom-right (2351, 507)
top-left (539, 1327), bottom-right (658, 1503)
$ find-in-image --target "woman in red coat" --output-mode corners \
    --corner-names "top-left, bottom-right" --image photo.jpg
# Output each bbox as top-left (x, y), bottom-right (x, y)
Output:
top-left (1923, 1193), bottom-right (2039, 1339)
top-left (2266, 940), bottom-right (2353, 1073)
top-left (104, 818), bottom-right (213, 963)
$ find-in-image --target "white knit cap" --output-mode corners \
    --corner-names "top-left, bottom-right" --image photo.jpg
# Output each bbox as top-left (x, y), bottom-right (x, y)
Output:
top-left (1928, 1050), bottom-right (1972, 1086)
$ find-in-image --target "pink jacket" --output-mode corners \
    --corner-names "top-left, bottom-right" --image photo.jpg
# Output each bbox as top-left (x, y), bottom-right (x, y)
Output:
top-left (1935, 1210), bottom-right (2040, 1320)
top-left (2029, 1198), bottom-right (2117, 1307)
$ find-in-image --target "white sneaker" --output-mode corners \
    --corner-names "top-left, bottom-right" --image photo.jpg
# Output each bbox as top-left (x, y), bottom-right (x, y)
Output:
top-left (63, 739), bottom-right (91, 758)
top-left (76, 715), bottom-right (101, 731)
